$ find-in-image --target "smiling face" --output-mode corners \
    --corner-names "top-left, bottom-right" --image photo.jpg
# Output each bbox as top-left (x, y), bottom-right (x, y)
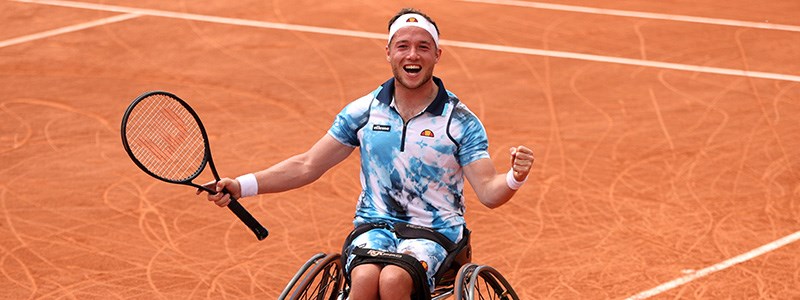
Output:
top-left (386, 26), bottom-right (442, 91)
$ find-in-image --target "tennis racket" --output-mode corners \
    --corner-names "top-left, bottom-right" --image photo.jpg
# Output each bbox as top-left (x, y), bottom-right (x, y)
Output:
top-left (121, 90), bottom-right (269, 241)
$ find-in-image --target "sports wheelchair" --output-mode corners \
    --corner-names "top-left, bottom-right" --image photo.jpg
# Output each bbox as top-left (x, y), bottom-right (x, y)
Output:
top-left (278, 224), bottom-right (519, 300)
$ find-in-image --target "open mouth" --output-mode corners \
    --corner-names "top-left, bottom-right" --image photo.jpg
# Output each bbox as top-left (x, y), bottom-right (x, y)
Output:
top-left (403, 65), bottom-right (422, 74)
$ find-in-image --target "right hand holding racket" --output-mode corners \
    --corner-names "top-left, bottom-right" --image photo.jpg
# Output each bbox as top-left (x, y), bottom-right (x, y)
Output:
top-left (198, 178), bottom-right (241, 207)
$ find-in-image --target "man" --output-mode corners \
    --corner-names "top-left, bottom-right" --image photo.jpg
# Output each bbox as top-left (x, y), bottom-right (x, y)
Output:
top-left (202, 8), bottom-right (534, 300)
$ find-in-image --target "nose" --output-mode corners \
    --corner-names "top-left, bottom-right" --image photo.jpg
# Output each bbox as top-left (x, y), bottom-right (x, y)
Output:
top-left (405, 47), bottom-right (420, 60)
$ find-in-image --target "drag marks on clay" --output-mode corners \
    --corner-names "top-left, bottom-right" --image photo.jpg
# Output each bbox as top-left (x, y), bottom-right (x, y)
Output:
top-left (270, 3), bottom-right (349, 113)
top-left (0, 103), bottom-right (31, 155)
top-left (0, 97), bottom-right (219, 297)
top-left (632, 22), bottom-right (649, 60)
top-left (0, 186), bottom-right (38, 299)
top-left (177, 19), bottom-right (344, 123)
top-left (567, 62), bottom-right (615, 186)
top-left (646, 88), bottom-right (675, 151)
top-left (733, 30), bottom-right (799, 183)
top-left (102, 179), bottom-right (288, 298)
top-left (520, 46), bottom-right (800, 296)
top-left (3, 0), bottom-right (799, 298)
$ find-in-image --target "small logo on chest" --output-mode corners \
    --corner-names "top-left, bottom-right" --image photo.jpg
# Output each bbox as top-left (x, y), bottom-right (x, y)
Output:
top-left (373, 124), bottom-right (391, 132)
top-left (420, 129), bottom-right (435, 138)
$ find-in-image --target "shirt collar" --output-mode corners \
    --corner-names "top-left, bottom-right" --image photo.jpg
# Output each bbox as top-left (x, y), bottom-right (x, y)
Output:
top-left (376, 76), bottom-right (448, 116)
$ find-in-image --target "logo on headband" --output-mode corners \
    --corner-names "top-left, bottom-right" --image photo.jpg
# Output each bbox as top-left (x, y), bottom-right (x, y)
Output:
top-left (406, 17), bottom-right (418, 23)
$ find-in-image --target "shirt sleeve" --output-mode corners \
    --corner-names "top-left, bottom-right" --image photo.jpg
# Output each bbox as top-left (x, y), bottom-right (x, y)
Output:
top-left (453, 106), bottom-right (490, 166)
top-left (327, 96), bottom-right (372, 147)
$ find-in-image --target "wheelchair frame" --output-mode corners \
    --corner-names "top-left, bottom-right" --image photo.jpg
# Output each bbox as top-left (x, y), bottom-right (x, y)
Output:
top-left (279, 252), bottom-right (519, 300)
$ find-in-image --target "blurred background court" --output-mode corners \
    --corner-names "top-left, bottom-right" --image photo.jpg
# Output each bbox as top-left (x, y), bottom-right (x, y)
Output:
top-left (1, 0), bottom-right (799, 298)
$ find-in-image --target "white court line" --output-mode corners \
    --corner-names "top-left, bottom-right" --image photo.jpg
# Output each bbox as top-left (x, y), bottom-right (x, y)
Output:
top-left (0, 13), bottom-right (140, 48)
top-left (627, 230), bottom-right (800, 299)
top-left (12, 0), bottom-right (800, 83)
top-left (460, 0), bottom-right (800, 33)
top-left (440, 40), bottom-right (800, 83)
top-left (12, 0), bottom-right (386, 40)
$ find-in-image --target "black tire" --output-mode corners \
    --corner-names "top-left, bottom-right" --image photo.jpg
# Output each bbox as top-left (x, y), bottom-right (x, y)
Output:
top-left (454, 264), bottom-right (519, 300)
top-left (287, 253), bottom-right (344, 300)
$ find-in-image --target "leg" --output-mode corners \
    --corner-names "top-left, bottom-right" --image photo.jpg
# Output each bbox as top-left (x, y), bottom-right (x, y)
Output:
top-left (344, 226), bottom-right (397, 300)
top-left (396, 238), bottom-right (449, 293)
top-left (349, 264), bottom-right (415, 300)
top-left (349, 264), bottom-right (381, 300)
top-left (378, 265), bottom-right (414, 300)
top-left (342, 221), bottom-right (455, 299)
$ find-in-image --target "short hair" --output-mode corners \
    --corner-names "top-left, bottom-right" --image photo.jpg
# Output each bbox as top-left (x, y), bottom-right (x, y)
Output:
top-left (387, 8), bottom-right (440, 36)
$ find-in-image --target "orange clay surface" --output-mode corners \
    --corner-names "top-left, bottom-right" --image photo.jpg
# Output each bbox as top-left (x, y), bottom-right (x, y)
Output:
top-left (1, 0), bottom-right (799, 299)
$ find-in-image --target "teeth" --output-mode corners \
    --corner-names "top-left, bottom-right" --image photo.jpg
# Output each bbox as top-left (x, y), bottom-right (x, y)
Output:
top-left (405, 65), bottom-right (421, 70)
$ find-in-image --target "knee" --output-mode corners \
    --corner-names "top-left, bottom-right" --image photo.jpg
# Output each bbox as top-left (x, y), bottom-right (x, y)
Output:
top-left (351, 264), bottom-right (380, 283)
top-left (379, 265), bottom-right (414, 296)
top-left (349, 264), bottom-right (380, 300)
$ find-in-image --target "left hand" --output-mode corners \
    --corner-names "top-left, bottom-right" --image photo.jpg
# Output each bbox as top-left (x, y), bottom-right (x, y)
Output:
top-left (510, 145), bottom-right (534, 181)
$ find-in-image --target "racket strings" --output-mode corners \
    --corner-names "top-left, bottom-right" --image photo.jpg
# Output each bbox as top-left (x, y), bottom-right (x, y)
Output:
top-left (125, 94), bottom-right (206, 181)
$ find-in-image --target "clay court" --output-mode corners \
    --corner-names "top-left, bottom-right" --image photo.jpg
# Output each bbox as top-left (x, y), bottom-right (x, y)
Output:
top-left (2, 0), bottom-right (799, 298)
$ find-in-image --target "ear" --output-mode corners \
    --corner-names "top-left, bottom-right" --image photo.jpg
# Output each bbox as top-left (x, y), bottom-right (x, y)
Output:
top-left (385, 45), bottom-right (391, 62)
top-left (434, 47), bottom-right (442, 63)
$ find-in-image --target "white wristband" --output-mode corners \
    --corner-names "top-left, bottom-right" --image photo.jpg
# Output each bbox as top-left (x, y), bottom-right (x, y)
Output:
top-left (506, 169), bottom-right (527, 190)
top-left (235, 173), bottom-right (259, 198)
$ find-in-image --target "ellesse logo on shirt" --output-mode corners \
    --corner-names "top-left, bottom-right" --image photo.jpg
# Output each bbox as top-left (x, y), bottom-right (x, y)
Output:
top-left (373, 124), bottom-right (391, 132)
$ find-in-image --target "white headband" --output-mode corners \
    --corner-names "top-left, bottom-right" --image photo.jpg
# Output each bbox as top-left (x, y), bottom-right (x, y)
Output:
top-left (388, 13), bottom-right (439, 47)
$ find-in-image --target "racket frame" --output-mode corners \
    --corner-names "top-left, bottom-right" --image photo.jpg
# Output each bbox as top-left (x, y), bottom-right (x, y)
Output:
top-left (121, 90), bottom-right (269, 240)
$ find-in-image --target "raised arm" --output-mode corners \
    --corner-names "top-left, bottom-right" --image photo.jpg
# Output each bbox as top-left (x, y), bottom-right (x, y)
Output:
top-left (463, 145), bottom-right (534, 209)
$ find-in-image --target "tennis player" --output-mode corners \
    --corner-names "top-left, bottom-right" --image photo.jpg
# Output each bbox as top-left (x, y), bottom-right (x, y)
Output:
top-left (203, 8), bottom-right (534, 300)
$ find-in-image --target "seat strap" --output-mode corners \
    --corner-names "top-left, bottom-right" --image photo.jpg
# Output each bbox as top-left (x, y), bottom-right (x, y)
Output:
top-left (350, 247), bottom-right (432, 300)
top-left (393, 223), bottom-right (458, 253)
top-left (342, 222), bottom-right (458, 253)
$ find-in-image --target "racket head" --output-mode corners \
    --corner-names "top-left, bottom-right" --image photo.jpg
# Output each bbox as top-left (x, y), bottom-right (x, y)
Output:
top-left (121, 91), bottom-right (212, 188)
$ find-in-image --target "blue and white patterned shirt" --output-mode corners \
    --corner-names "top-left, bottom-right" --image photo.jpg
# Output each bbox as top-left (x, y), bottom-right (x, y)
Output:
top-left (328, 77), bottom-right (489, 229)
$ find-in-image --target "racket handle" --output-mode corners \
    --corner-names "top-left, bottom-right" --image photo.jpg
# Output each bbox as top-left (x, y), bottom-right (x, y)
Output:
top-left (227, 197), bottom-right (269, 241)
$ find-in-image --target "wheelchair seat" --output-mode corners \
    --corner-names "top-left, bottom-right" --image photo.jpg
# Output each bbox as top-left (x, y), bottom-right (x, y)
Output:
top-left (341, 222), bottom-right (473, 299)
top-left (434, 228), bottom-right (472, 286)
top-left (280, 226), bottom-right (519, 300)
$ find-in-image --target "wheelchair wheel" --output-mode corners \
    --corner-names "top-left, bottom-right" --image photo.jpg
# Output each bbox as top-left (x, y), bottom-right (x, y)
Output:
top-left (280, 253), bottom-right (345, 300)
top-left (454, 263), bottom-right (519, 300)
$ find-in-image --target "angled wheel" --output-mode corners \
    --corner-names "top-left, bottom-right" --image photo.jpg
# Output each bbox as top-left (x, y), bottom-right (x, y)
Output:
top-left (280, 253), bottom-right (344, 300)
top-left (454, 264), bottom-right (519, 300)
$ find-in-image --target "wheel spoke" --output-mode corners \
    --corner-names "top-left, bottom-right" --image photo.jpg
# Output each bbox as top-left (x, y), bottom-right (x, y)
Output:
top-left (289, 253), bottom-right (343, 300)
top-left (458, 265), bottom-right (518, 300)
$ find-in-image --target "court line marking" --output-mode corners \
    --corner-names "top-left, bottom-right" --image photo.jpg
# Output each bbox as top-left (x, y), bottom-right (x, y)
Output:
top-left (626, 230), bottom-right (800, 299)
top-left (458, 0), bottom-right (800, 32)
top-left (460, 0), bottom-right (800, 33)
top-left (439, 40), bottom-right (800, 83)
top-left (0, 13), bottom-right (140, 48)
top-left (12, 0), bottom-right (800, 83)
